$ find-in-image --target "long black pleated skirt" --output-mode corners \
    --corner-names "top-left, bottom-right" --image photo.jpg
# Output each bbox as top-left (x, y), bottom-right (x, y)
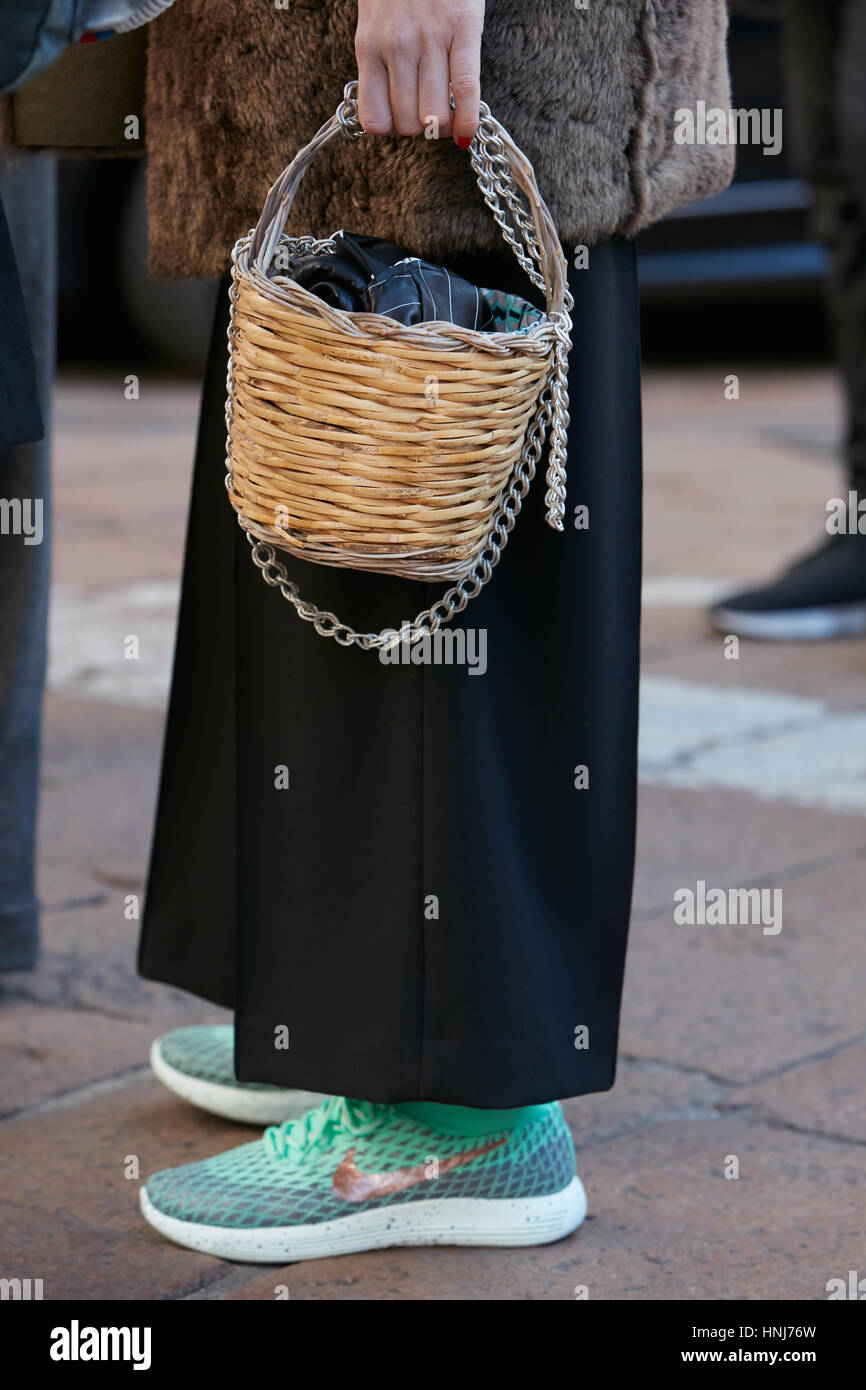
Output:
top-left (139, 236), bottom-right (642, 1108)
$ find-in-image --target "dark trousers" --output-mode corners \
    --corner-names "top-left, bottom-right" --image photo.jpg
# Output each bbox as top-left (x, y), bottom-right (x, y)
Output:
top-left (0, 154), bottom-right (55, 971)
top-left (140, 238), bottom-right (643, 1107)
top-left (784, 0), bottom-right (866, 491)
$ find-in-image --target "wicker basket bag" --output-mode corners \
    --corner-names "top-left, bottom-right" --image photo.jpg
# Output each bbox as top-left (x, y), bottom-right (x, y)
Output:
top-left (225, 79), bottom-right (573, 650)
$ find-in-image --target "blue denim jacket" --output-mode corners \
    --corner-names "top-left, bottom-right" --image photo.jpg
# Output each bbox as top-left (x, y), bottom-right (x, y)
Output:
top-left (1, 0), bottom-right (173, 94)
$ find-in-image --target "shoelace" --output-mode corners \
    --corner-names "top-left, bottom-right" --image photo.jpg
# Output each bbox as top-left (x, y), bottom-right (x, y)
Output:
top-left (265, 1096), bottom-right (388, 1164)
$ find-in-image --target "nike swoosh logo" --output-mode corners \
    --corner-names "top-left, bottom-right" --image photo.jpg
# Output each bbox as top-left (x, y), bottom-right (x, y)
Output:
top-left (332, 1138), bottom-right (507, 1203)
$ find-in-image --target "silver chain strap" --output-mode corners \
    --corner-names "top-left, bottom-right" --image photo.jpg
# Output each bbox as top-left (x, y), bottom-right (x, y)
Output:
top-left (460, 88), bottom-right (573, 532)
top-left (470, 115), bottom-right (545, 293)
top-left (224, 80), bottom-right (572, 650)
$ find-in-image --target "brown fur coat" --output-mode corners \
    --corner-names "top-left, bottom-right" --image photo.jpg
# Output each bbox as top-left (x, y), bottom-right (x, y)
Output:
top-left (143, 0), bottom-right (734, 277)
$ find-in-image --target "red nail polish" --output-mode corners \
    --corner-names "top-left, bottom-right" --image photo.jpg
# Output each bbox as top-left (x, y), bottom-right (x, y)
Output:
top-left (456, 135), bottom-right (473, 149)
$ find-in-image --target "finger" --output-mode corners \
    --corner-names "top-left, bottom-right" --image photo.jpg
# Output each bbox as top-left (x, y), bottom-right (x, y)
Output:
top-left (355, 37), bottom-right (393, 134)
top-left (386, 44), bottom-right (423, 136)
top-left (418, 45), bottom-right (452, 140)
top-left (449, 25), bottom-right (482, 147)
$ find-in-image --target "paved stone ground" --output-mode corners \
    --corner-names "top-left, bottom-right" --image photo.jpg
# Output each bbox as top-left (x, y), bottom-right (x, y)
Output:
top-left (2, 365), bottom-right (865, 1300)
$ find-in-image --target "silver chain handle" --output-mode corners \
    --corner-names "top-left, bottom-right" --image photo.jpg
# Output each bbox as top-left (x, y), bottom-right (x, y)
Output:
top-left (225, 80), bottom-right (573, 650)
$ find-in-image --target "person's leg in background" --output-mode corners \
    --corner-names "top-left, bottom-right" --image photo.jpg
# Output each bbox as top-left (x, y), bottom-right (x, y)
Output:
top-left (709, 0), bottom-right (866, 640)
top-left (832, 0), bottom-right (866, 502)
top-left (0, 152), bottom-right (56, 970)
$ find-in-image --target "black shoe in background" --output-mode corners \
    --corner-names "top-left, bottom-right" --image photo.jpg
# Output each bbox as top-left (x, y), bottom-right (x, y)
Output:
top-left (708, 533), bottom-right (866, 640)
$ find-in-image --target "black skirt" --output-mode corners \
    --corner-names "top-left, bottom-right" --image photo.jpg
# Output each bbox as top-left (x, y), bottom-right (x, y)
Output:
top-left (139, 237), bottom-right (642, 1108)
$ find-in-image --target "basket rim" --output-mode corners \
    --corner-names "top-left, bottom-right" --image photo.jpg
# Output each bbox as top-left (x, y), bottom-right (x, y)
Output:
top-left (231, 232), bottom-right (563, 358)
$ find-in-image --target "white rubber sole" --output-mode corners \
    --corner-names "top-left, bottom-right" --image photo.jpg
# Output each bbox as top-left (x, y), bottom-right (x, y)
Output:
top-left (709, 601), bottom-right (866, 641)
top-left (139, 1174), bottom-right (587, 1263)
top-left (149, 1040), bottom-right (325, 1126)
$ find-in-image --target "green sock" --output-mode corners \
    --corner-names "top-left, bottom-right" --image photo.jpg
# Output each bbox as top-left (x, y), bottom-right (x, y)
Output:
top-left (395, 1100), bottom-right (555, 1137)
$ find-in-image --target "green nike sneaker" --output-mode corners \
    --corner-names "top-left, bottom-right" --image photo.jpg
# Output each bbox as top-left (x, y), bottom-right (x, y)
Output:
top-left (139, 1095), bottom-right (586, 1261)
top-left (150, 1026), bottom-right (325, 1125)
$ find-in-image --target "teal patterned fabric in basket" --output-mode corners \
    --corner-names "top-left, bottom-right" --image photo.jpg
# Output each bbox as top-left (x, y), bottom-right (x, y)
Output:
top-left (479, 287), bottom-right (544, 333)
